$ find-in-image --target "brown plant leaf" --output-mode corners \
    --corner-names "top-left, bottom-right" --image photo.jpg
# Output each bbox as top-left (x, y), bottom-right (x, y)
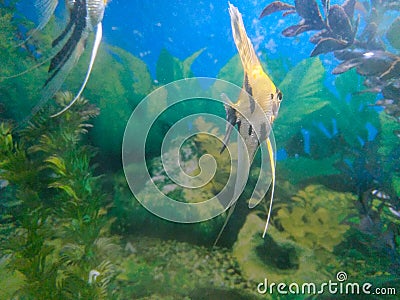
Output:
top-left (311, 37), bottom-right (348, 56)
top-left (328, 5), bottom-right (353, 41)
top-left (282, 23), bottom-right (312, 37)
top-left (259, 1), bottom-right (295, 19)
top-left (295, 0), bottom-right (325, 28)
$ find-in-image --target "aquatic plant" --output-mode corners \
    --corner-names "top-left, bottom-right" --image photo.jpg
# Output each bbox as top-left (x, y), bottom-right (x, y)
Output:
top-left (335, 191), bottom-right (400, 284)
top-left (274, 185), bottom-right (356, 251)
top-left (261, 0), bottom-right (400, 123)
top-left (0, 93), bottom-right (120, 299)
top-left (156, 48), bottom-right (205, 84)
top-left (261, 0), bottom-right (359, 56)
top-left (333, 49), bottom-right (400, 122)
top-left (232, 185), bottom-right (357, 285)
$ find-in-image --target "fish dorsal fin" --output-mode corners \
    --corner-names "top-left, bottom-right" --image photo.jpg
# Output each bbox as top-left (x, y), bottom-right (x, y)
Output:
top-left (51, 22), bottom-right (103, 117)
top-left (228, 2), bottom-right (260, 74)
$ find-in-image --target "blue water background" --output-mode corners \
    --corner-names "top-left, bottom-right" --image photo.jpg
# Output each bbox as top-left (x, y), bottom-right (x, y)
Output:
top-left (102, 0), bottom-right (315, 78)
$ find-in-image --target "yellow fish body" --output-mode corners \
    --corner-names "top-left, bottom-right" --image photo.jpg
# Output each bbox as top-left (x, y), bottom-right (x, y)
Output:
top-left (216, 3), bottom-right (282, 244)
top-left (223, 2), bottom-right (282, 158)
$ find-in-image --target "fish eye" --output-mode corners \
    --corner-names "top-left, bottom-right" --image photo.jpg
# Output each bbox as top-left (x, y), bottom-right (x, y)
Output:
top-left (277, 92), bottom-right (283, 101)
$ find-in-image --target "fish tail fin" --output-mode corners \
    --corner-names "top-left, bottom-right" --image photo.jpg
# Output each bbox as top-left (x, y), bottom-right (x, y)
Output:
top-left (51, 23), bottom-right (102, 117)
top-left (262, 137), bottom-right (275, 238)
top-left (228, 2), bottom-right (260, 74)
top-left (213, 200), bottom-right (238, 248)
top-left (10, 0), bottom-right (58, 49)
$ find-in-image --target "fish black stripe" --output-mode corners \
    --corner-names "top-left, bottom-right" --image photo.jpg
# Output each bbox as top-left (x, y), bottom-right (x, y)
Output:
top-left (260, 122), bottom-right (267, 140)
top-left (52, 10), bottom-right (76, 48)
top-left (48, 0), bottom-right (84, 72)
top-left (248, 124), bottom-right (253, 136)
top-left (46, 0), bottom-right (87, 85)
top-left (244, 73), bottom-right (253, 96)
top-left (244, 73), bottom-right (255, 113)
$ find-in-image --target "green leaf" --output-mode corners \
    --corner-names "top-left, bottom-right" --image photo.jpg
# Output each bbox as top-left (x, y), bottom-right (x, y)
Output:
top-left (156, 48), bottom-right (183, 84)
top-left (156, 48), bottom-right (204, 85)
top-left (274, 57), bottom-right (331, 145)
top-left (107, 46), bottom-right (154, 97)
top-left (49, 182), bottom-right (78, 199)
top-left (183, 48), bottom-right (205, 77)
top-left (45, 156), bottom-right (67, 176)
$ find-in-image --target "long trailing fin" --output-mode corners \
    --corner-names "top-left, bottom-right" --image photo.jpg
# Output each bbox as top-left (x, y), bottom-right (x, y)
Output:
top-left (228, 2), bottom-right (260, 74)
top-left (262, 137), bottom-right (275, 238)
top-left (51, 22), bottom-right (102, 117)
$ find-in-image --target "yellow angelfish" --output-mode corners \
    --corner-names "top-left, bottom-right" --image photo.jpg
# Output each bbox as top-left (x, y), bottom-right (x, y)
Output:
top-left (215, 2), bottom-right (282, 245)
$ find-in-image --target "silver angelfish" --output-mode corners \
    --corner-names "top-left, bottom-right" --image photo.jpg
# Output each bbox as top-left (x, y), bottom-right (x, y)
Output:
top-left (21, 0), bottom-right (108, 118)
